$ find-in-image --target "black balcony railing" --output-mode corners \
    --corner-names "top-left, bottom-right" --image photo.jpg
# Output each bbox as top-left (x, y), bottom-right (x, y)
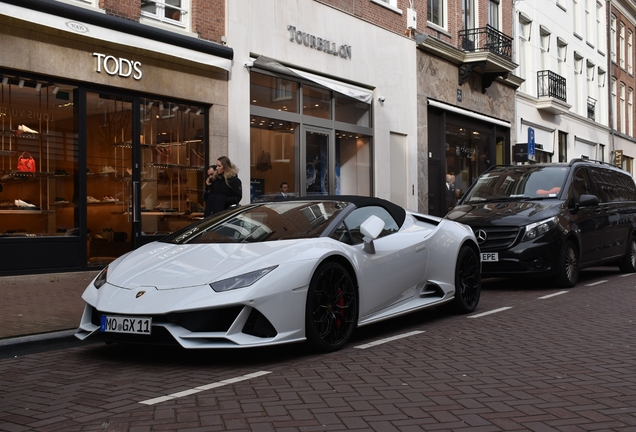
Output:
top-left (458, 25), bottom-right (513, 61)
top-left (537, 70), bottom-right (567, 102)
top-left (587, 97), bottom-right (596, 120)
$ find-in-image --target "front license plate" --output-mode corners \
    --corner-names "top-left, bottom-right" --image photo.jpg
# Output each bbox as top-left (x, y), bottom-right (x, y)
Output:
top-left (100, 315), bottom-right (152, 335)
top-left (481, 252), bottom-right (499, 262)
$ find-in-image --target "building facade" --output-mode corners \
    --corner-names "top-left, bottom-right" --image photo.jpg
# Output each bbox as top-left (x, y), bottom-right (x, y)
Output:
top-left (0, 0), bottom-right (231, 275)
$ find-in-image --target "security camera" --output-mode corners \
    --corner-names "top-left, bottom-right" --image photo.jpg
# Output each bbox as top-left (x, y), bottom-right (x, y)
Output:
top-left (378, 96), bottom-right (386, 103)
top-left (244, 61), bottom-right (254, 68)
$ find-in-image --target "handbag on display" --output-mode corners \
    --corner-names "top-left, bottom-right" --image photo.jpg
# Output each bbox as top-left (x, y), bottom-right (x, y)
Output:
top-left (17, 152), bottom-right (36, 172)
top-left (152, 145), bottom-right (173, 165)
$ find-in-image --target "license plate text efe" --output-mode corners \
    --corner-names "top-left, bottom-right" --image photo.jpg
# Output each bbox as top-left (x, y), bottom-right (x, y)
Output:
top-left (481, 252), bottom-right (498, 262)
top-left (100, 315), bottom-right (152, 334)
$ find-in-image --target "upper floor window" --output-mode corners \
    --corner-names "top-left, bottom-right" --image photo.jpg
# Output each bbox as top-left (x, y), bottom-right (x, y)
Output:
top-left (57, 0), bottom-right (99, 7)
top-left (629, 30), bottom-right (634, 74)
top-left (596, 1), bottom-right (604, 51)
top-left (611, 14), bottom-right (617, 63)
top-left (573, 0), bottom-right (582, 35)
top-left (428, 0), bottom-right (446, 29)
top-left (620, 22), bottom-right (626, 69)
top-left (374, 0), bottom-right (398, 8)
top-left (141, 0), bottom-right (190, 30)
top-left (488, 0), bottom-right (500, 30)
top-left (585, 0), bottom-right (594, 43)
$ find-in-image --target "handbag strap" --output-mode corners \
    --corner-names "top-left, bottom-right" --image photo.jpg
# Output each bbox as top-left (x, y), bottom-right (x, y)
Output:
top-left (20, 151), bottom-right (32, 158)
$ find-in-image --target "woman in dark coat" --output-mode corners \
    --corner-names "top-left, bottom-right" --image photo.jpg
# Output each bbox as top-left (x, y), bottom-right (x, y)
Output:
top-left (203, 156), bottom-right (242, 217)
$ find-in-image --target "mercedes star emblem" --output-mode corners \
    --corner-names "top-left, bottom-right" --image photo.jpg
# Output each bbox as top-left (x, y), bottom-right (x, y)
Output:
top-left (475, 230), bottom-right (487, 244)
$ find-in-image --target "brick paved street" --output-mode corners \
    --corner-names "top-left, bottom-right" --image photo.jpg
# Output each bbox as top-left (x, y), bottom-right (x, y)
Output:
top-left (1, 268), bottom-right (636, 431)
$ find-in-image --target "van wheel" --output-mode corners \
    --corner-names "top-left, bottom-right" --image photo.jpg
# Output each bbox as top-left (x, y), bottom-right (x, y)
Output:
top-left (555, 240), bottom-right (579, 287)
top-left (619, 236), bottom-right (636, 273)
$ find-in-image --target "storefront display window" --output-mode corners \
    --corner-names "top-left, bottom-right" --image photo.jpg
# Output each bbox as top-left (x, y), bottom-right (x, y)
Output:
top-left (0, 75), bottom-right (79, 238)
top-left (250, 69), bottom-right (373, 201)
top-left (250, 72), bottom-right (299, 113)
top-left (250, 116), bottom-right (298, 201)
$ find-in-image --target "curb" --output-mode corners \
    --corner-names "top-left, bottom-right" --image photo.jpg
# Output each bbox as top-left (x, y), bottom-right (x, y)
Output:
top-left (0, 330), bottom-right (93, 359)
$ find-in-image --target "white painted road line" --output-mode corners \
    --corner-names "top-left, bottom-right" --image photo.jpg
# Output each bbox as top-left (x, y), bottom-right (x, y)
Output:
top-left (586, 280), bottom-right (608, 286)
top-left (538, 291), bottom-right (569, 299)
top-left (139, 371), bottom-right (272, 405)
top-left (620, 273), bottom-right (636, 277)
top-left (467, 306), bottom-right (512, 318)
top-left (354, 330), bottom-right (424, 349)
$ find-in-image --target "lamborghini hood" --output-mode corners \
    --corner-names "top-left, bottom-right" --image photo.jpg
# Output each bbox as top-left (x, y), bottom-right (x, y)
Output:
top-left (105, 240), bottom-right (304, 290)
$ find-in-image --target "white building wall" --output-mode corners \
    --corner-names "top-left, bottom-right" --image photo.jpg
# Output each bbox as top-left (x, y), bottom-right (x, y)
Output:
top-left (226, 0), bottom-right (418, 209)
top-left (515, 0), bottom-right (610, 162)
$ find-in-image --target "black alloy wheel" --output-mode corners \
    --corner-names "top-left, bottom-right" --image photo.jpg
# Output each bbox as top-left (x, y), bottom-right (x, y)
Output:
top-left (451, 245), bottom-right (481, 313)
top-left (555, 240), bottom-right (579, 288)
top-left (619, 236), bottom-right (636, 273)
top-left (305, 262), bottom-right (358, 352)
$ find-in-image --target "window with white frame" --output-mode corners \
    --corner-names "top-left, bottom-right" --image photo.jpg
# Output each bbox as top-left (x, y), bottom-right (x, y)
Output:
top-left (518, 14), bottom-right (532, 92)
top-left (462, 0), bottom-right (476, 30)
top-left (598, 68), bottom-right (606, 123)
top-left (587, 61), bottom-right (596, 120)
top-left (540, 27), bottom-right (551, 71)
top-left (58, 0), bottom-right (99, 6)
top-left (557, 38), bottom-right (568, 77)
top-left (629, 88), bottom-right (634, 137)
top-left (621, 83), bottom-right (626, 134)
top-left (573, 0), bottom-right (582, 35)
top-left (488, 0), bottom-right (500, 30)
top-left (612, 78), bottom-right (617, 130)
top-left (596, 1), bottom-right (604, 51)
top-left (428, 0), bottom-right (446, 28)
top-left (620, 22), bottom-right (626, 69)
top-left (585, 0), bottom-right (593, 43)
top-left (611, 14), bottom-right (617, 63)
top-left (629, 30), bottom-right (633, 74)
top-left (141, 0), bottom-right (190, 30)
top-left (575, 53), bottom-right (584, 114)
top-left (374, 0), bottom-right (398, 8)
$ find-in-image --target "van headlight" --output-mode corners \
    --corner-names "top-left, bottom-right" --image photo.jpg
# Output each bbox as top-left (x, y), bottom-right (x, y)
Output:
top-left (521, 216), bottom-right (558, 242)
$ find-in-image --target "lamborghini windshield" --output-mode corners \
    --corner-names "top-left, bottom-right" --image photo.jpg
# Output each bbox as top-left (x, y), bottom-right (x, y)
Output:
top-left (461, 166), bottom-right (569, 204)
top-left (162, 201), bottom-right (350, 244)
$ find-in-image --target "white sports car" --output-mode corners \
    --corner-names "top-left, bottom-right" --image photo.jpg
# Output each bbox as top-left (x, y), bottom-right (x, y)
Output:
top-left (75, 196), bottom-right (481, 352)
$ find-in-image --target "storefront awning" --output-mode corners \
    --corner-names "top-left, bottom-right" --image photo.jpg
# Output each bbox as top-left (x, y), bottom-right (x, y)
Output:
top-left (0, 0), bottom-right (233, 71)
top-left (428, 99), bottom-right (511, 128)
top-left (252, 56), bottom-right (373, 104)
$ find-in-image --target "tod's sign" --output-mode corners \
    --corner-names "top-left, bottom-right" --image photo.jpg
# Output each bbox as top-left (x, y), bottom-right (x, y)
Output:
top-left (93, 52), bottom-right (143, 80)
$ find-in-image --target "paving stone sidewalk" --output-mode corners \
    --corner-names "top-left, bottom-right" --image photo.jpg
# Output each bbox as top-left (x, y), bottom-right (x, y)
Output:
top-left (0, 271), bottom-right (98, 341)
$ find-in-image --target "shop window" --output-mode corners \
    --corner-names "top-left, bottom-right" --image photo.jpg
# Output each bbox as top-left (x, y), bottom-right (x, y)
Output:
top-left (0, 74), bottom-right (79, 238)
top-left (336, 131), bottom-right (371, 196)
top-left (137, 98), bottom-right (206, 236)
top-left (302, 85), bottom-right (331, 120)
top-left (250, 116), bottom-right (299, 202)
top-left (335, 94), bottom-right (370, 127)
top-left (250, 72), bottom-right (299, 113)
top-left (141, 0), bottom-right (190, 30)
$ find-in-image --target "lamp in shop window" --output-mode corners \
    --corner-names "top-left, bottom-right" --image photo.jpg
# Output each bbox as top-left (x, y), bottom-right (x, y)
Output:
top-left (35, 83), bottom-right (42, 92)
top-left (52, 86), bottom-right (60, 95)
top-left (18, 79), bottom-right (24, 88)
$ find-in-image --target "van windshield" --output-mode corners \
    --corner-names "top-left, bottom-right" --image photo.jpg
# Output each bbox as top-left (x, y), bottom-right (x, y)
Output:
top-left (462, 166), bottom-right (569, 203)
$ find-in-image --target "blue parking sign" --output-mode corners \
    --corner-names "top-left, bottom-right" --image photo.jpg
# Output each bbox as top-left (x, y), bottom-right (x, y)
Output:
top-left (528, 127), bottom-right (535, 162)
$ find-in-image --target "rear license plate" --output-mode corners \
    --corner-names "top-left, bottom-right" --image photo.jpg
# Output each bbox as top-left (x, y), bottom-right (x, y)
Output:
top-left (100, 315), bottom-right (152, 335)
top-left (481, 252), bottom-right (499, 262)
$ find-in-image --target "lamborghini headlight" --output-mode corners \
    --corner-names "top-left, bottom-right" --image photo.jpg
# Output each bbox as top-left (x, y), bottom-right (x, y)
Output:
top-left (94, 266), bottom-right (109, 289)
top-left (209, 265), bottom-right (278, 293)
top-left (521, 216), bottom-right (558, 242)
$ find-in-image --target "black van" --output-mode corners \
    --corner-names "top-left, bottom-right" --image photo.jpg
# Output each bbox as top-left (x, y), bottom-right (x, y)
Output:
top-left (446, 159), bottom-right (636, 287)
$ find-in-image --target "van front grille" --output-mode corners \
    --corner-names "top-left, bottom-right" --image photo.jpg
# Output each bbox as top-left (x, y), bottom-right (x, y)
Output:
top-left (473, 226), bottom-right (520, 251)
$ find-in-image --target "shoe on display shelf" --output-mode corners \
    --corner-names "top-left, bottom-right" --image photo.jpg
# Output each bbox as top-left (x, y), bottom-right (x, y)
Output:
top-left (16, 124), bottom-right (38, 134)
top-left (14, 199), bottom-right (36, 208)
top-left (102, 195), bottom-right (116, 202)
top-left (101, 166), bottom-right (117, 174)
top-left (87, 196), bottom-right (100, 203)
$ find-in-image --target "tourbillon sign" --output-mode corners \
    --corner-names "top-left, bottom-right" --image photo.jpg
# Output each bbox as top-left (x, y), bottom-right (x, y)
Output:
top-left (287, 25), bottom-right (352, 60)
top-left (93, 52), bottom-right (143, 80)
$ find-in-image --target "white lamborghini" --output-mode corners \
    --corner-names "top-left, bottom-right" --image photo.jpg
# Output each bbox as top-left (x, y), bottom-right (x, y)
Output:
top-left (75, 196), bottom-right (481, 352)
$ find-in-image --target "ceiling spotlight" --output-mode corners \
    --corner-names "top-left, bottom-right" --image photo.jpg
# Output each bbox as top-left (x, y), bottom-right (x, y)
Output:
top-left (2, 77), bottom-right (8, 86)
top-left (196, 108), bottom-right (203, 115)
top-left (52, 86), bottom-right (60, 94)
top-left (18, 79), bottom-right (24, 88)
top-left (147, 101), bottom-right (154, 109)
top-left (184, 107), bottom-right (191, 114)
top-left (172, 105), bottom-right (179, 112)
top-left (35, 83), bottom-right (42, 92)
top-left (159, 102), bottom-right (164, 111)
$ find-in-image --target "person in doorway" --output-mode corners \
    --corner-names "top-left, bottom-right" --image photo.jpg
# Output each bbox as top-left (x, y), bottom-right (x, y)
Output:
top-left (203, 156), bottom-right (242, 217)
top-left (275, 182), bottom-right (291, 200)
top-left (445, 173), bottom-right (457, 212)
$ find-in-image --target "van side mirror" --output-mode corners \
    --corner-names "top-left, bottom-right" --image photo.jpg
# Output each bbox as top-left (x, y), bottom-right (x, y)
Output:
top-left (360, 215), bottom-right (385, 254)
top-left (578, 194), bottom-right (599, 207)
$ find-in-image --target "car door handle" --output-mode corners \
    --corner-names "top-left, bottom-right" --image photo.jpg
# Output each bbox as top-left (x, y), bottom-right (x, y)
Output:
top-left (415, 243), bottom-right (426, 253)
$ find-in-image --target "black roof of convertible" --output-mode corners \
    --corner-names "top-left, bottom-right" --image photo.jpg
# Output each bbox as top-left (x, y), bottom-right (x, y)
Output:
top-left (280, 195), bottom-right (407, 228)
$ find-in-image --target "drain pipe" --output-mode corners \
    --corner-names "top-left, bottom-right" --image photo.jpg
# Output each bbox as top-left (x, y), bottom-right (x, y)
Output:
top-left (609, 0), bottom-right (616, 164)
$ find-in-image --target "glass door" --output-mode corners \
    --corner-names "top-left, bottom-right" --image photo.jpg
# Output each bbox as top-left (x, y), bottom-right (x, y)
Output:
top-left (304, 126), bottom-right (333, 196)
top-left (85, 92), bottom-right (134, 266)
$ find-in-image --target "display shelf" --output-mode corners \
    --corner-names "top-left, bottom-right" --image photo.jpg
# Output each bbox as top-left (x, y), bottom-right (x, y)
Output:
top-left (0, 209), bottom-right (54, 214)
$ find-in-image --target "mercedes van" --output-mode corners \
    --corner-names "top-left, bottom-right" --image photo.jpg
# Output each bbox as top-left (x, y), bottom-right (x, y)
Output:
top-left (446, 159), bottom-right (636, 287)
